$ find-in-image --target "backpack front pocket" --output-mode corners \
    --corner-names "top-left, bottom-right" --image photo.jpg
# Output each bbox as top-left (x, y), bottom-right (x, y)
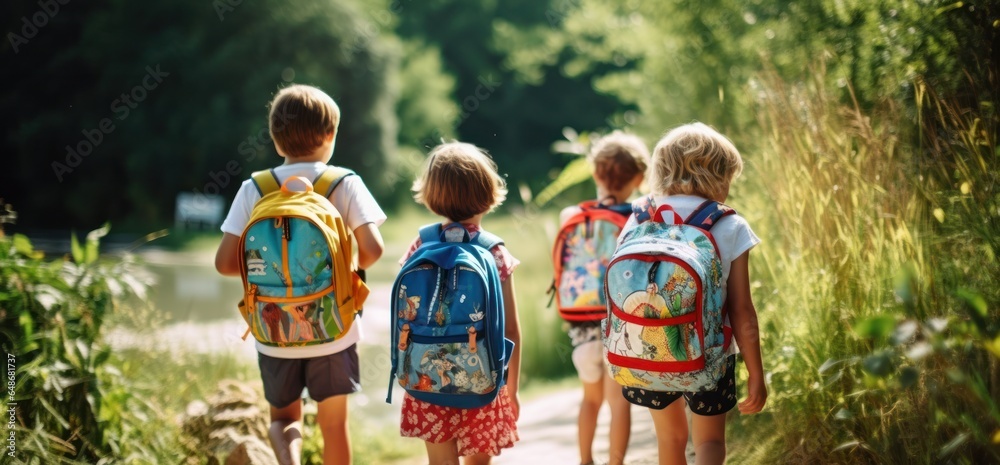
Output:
top-left (604, 254), bottom-right (706, 375)
top-left (244, 284), bottom-right (342, 346)
top-left (396, 338), bottom-right (497, 396)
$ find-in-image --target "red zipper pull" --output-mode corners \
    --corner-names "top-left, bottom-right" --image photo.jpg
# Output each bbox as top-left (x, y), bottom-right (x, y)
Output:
top-left (467, 327), bottom-right (477, 353)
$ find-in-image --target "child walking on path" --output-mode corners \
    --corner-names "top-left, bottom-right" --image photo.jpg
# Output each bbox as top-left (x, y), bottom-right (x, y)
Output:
top-left (556, 132), bottom-right (649, 465)
top-left (398, 141), bottom-right (522, 465)
top-left (616, 123), bottom-right (766, 465)
top-left (215, 85), bottom-right (386, 465)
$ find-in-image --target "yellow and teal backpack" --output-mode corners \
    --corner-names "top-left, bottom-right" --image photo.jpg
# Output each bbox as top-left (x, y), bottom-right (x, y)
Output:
top-left (236, 167), bottom-right (369, 347)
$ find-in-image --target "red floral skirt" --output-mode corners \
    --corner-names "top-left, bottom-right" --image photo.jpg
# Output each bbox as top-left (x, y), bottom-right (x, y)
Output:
top-left (400, 386), bottom-right (519, 456)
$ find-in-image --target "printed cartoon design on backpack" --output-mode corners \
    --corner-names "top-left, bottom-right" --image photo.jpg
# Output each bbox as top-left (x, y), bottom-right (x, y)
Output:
top-left (236, 167), bottom-right (369, 347)
top-left (603, 196), bottom-right (734, 391)
top-left (387, 223), bottom-right (514, 409)
top-left (551, 200), bottom-right (632, 322)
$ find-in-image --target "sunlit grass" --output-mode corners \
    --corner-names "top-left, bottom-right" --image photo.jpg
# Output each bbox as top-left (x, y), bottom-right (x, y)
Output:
top-left (722, 67), bottom-right (1000, 464)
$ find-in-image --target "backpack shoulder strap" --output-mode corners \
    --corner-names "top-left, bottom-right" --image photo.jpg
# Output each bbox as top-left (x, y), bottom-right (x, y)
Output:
top-left (607, 202), bottom-right (634, 217)
top-left (686, 200), bottom-right (736, 230)
top-left (631, 195), bottom-right (657, 224)
top-left (250, 169), bottom-right (281, 197)
top-left (313, 166), bottom-right (356, 198)
top-left (418, 223), bottom-right (442, 245)
top-left (473, 230), bottom-right (504, 251)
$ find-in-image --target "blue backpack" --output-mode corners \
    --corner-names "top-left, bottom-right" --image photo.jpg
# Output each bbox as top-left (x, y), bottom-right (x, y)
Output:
top-left (387, 223), bottom-right (513, 408)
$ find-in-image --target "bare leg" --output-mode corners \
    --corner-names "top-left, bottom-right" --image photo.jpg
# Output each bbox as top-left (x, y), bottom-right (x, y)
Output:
top-left (605, 376), bottom-right (631, 465)
top-left (648, 400), bottom-right (688, 465)
top-left (316, 394), bottom-right (351, 465)
top-left (425, 439), bottom-right (461, 465)
top-left (463, 453), bottom-right (492, 465)
top-left (269, 400), bottom-right (303, 465)
top-left (578, 378), bottom-right (604, 464)
top-left (691, 412), bottom-right (727, 465)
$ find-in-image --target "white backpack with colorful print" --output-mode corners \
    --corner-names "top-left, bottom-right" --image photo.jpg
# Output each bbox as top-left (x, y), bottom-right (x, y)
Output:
top-left (603, 196), bottom-right (734, 392)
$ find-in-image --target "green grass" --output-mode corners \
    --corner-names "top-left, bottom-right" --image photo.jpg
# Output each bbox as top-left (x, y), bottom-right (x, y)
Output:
top-left (111, 346), bottom-right (425, 465)
top-left (719, 70), bottom-right (1000, 464)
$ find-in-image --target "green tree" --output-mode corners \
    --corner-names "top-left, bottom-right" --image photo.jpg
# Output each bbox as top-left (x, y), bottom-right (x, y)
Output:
top-left (1, 0), bottom-right (456, 229)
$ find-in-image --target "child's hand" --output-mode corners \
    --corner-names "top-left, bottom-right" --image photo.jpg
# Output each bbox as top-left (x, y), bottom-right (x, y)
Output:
top-left (507, 389), bottom-right (520, 421)
top-left (738, 375), bottom-right (767, 414)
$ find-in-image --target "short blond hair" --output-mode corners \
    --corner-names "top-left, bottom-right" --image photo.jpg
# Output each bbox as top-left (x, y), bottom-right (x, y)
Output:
top-left (588, 131), bottom-right (650, 191)
top-left (268, 85), bottom-right (340, 158)
top-left (412, 142), bottom-right (508, 222)
top-left (650, 123), bottom-right (743, 201)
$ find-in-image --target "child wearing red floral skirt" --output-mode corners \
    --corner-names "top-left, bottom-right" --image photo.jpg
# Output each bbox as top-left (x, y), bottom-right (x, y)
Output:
top-left (398, 141), bottom-right (521, 464)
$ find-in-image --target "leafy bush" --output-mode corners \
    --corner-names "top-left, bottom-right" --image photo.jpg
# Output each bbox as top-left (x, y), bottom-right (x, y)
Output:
top-left (0, 225), bottom-right (159, 463)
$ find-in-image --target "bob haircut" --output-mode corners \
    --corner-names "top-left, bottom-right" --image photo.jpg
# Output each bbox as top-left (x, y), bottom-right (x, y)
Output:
top-left (650, 123), bottom-right (743, 201)
top-left (588, 131), bottom-right (650, 192)
top-left (412, 142), bottom-right (508, 222)
top-left (268, 84), bottom-right (340, 158)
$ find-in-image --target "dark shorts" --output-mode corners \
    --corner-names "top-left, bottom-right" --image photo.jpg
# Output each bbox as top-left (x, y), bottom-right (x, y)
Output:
top-left (257, 344), bottom-right (360, 408)
top-left (622, 355), bottom-right (737, 416)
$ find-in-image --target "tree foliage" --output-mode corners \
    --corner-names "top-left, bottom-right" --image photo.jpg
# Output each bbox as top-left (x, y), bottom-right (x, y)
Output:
top-left (1, 0), bottom-right (457, 230)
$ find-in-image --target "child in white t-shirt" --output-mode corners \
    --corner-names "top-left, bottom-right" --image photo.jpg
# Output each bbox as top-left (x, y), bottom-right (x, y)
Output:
top-left (616, 123), bottom-right (766, 465)
top-left (215, 84), bottom-right (386, 465)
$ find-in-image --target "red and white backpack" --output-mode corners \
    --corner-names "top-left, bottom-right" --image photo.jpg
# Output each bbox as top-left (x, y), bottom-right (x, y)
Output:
top-left (551, 200), bottom-right (632, 322)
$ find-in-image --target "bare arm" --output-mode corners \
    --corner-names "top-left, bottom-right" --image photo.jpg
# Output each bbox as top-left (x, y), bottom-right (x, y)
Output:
top-left (215, 233), bottom-right (242, 276)
top-left (502, 276), bottom-right (522, 420)
top-left (727, 251), bottom-right (767, 414)
top-left (353, 222), bottom-right (385, 270)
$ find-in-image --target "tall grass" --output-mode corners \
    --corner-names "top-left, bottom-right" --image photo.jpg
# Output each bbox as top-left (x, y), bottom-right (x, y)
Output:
top-left (726, 65), bottom-right (999, 464)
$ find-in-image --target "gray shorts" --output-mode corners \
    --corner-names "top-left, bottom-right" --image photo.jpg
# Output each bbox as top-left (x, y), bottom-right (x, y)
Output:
top-left (257, 344), bottom-right (360, 408)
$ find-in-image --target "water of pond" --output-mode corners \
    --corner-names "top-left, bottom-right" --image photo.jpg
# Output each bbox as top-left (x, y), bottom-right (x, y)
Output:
top-left (128, 251), bottom-right (404, 424)
top-left (147, 261), bottom-right (244, 322)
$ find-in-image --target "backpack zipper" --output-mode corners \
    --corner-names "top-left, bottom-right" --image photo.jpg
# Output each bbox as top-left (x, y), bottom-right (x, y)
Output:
top-left (281, 217), bottom-right (293, 297)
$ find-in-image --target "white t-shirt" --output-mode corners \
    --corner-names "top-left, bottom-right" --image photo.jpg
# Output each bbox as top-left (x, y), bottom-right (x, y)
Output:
top-left (617, 195), bottom-right (760, 354)
top-left (220, 161), bottom-right (387, 359)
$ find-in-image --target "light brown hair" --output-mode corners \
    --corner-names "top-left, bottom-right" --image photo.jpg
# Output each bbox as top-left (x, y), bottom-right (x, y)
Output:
top-left (651, 123), bottom-right (743, 201)
top-left (268, 85), bottom-right (340, 158)
top-left (588, 131), bottom-right (650, 191)
top-left (412, 142), bottom-right (508, 222)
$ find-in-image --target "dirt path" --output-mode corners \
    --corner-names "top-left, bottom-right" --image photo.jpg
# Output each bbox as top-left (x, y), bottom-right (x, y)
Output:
top-left (494, 388), bottom-right (662, 464)
top-left (114, 276), bottom-right (695, 464)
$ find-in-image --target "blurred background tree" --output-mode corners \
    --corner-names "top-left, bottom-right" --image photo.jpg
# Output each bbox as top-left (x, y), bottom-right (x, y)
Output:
top-left (2, 0), bottom-right (996, 231)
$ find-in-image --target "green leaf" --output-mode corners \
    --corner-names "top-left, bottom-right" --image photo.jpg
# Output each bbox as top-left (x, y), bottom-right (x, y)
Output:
top-left (832, 440), bottom-right (861, 452)
top-left (956, 288), bottom-right (993, 336)
top-left (956, 288), bottom-right (987, 317)
top-left (818, 358), bottom-right (841, 374)
top-left (938, 432), bottom-right (970, 459)
top-left (70, 231), bottom-right (84, 264)
top-left (19, 310), bottom-right (34, 341)
top-left (862, 352), bottom-right (893, 377)
top-left (898, 366), bottom-right (919, 388)
top-left (664, 326), bottom-right (688, 361)
top-left (12, 234), bottom-right (43, 259)
top-left (533, 157), bottom-right (592, 207)
top-left (84, 223), bottom-right (110, 264)
top-left (834, 408), bottom-right (854, 420)
top-left (853, 315), bottom-right (896, 340)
